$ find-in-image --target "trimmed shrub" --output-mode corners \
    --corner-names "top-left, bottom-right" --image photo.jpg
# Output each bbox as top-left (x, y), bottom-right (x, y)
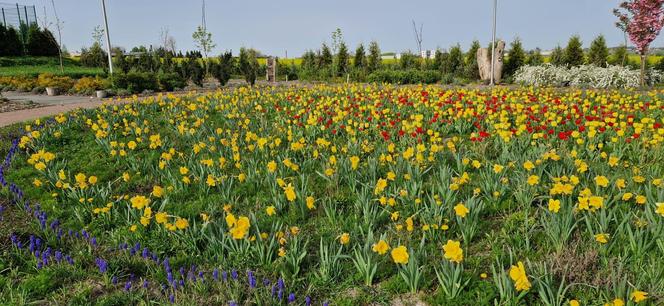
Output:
top-left (210, 51), bottom-right (234, 86)
top-left (80, 43), bottom-right (108, 68)
top-left (157, 72), bottom-right (186, 91)
top-left (25, 25), bottom-right (59, 57)
top-left (367, 69), bottom-right (441, 84)
top-left (113, 72), bottom-right (158, 93)
top-left (239, 48), bottom-right (259, 86)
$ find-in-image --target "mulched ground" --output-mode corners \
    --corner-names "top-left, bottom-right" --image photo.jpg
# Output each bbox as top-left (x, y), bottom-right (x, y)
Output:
top-left (0, 98), bottom-right (43, 113)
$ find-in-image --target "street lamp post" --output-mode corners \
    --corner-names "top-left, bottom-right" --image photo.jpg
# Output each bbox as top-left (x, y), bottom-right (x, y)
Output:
top-left (101, 0), bottom-right (113, 75)
top-left (490, 0), bottom-right (497, 86)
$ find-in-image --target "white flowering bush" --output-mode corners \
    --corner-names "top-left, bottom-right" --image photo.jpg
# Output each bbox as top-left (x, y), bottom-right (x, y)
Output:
top-left (514, 64), bottom-right (663, 89)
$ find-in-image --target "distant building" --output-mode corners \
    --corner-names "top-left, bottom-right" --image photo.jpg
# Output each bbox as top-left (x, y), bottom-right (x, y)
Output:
top-left (392, 50), bottom-right (436, 60)
top-left (420, 50), bottom-right (436, 59)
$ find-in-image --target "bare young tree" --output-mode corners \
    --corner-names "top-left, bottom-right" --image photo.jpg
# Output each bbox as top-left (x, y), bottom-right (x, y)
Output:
top-left (38, 1), bottom-right (65, 72)
top-left (192, 25), bottom-right (216, 75)
top-left (160, 27), bottom-right (177, 53)
top-left (412, 20), bottom-right (423, 56)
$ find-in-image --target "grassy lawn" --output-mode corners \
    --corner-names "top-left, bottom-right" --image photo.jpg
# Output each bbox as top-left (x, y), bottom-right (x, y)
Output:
top-left (0, 56), bottom-right (104, 78)
top-left (0, 85), bottom-right (663, 305)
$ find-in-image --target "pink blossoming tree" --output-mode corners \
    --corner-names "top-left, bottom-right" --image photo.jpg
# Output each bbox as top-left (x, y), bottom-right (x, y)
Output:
top-left (614, 0), bottom-right (664, 86)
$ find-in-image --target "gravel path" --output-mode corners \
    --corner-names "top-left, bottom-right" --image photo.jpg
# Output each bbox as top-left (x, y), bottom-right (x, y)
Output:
top-left (0, 100), bottom-right (105, 127)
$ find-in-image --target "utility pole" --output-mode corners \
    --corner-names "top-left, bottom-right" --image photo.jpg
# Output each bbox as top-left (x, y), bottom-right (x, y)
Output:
top-left (101, 0), bottom-right (113, 75)
top-left (490, 0), bottom-right (497, 86)
top-left (201, 0), bottom-right (206, 31)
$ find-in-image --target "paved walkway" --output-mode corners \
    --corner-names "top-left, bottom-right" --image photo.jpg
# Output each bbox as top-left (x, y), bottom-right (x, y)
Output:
top-left (0, 92), bottom-right (108, 127)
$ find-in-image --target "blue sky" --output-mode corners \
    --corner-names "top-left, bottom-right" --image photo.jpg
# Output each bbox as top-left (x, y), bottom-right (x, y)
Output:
top-left (26, 0), bottom-right (664, 56)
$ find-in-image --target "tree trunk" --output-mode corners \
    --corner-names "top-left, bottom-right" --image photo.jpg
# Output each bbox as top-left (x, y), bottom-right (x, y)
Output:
top-left (640, 53), bottom-right (646, 88)
top-left (621, 32), bottom-right (627, 67)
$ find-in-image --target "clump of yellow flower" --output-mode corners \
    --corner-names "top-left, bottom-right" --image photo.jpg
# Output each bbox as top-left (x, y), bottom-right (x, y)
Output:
top-left (391, 245), bottom-right (409, 264)
top-left (442, 240), bottom-right (463, 263)
top-left (509, 261), bottom-right (531, 291)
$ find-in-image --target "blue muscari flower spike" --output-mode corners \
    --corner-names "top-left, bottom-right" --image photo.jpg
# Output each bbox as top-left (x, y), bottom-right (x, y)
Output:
top-left (248, 271), bottom-right (256, 288)
top-left (229, 302), bottom-right (238, 306)
top-left (213, 268), bottom-right (219, 281)
top-left (169, 294), bottom-right (175, 303)
top-left (288, 293), bottom-right (295, 303)
top-left (143, 279), bottom-right (148, 288)
top-left (222, 270), bottom-right (228, 281)
top-left (305, 296), bottom-right (311, 306)
top-left (96, 258), bottom-right (108, 273)
top-left (10, 234), bottom-right (18, 246)
top-left (231, 269), bottom-right (238, 280)
top-left (112, 276), bottom-right (118, 284)
top-left (124, 281), bottom-right (131, 291)
top-left (323, 302), bottom-right (329, 306)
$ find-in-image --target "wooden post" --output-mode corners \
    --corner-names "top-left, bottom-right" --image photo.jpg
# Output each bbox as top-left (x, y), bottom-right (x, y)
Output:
top-left (266, 57), bottom-right (277, 83)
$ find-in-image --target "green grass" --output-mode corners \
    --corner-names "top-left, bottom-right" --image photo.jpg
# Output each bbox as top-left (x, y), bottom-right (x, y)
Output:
top-left (0, 56), bottom-right (104, 78)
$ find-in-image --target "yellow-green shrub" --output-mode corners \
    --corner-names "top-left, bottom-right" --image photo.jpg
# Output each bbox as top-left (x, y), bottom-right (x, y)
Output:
top-left (37, 73), bottom-right (74, 90)
top-left (0, 76), bottom-right (38, 91)
top-left (73, 76), bottom-right (108, 93)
